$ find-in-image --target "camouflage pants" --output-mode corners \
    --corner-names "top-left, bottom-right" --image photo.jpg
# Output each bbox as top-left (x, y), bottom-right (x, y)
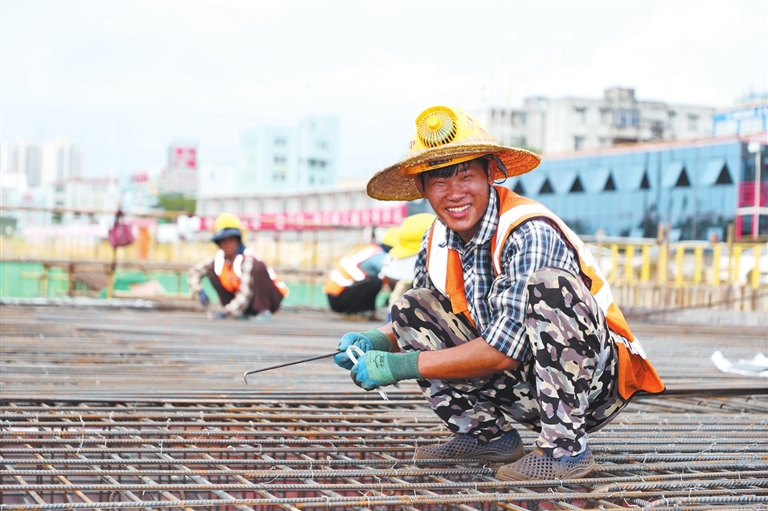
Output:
top-left (391, 267), bottom-right (628, 458)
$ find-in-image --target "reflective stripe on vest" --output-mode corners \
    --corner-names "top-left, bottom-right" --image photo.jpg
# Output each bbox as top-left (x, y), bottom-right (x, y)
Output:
top-left (426, 186), bottom-right (664, 399)
top-left (214, 248), bottom-right (290, 297)
top-left (215, 250), bottom-right (243, 293)
top-left (322, 244), bottom-right (383, 296)
top-left (426, 221), bottom-right (475, 328)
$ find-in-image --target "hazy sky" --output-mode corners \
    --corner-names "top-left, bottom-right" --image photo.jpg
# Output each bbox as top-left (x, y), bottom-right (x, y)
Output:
top-left (2, 1), bottom-right (766, 181)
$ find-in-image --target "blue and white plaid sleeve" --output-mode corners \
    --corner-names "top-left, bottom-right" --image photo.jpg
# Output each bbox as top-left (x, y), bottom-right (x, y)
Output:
top-left (482, 219), bottom-right (582, 361)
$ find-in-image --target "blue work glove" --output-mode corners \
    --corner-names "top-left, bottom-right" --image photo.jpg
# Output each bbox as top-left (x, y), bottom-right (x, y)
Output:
top-left (334, 328), bottom-right (392, 370)
top-left (197, 290), bottom-right (210, 307)
top-left (214, 311), bottom-right (227, 319)
top-left (350, 350), bottom-right (421, 391)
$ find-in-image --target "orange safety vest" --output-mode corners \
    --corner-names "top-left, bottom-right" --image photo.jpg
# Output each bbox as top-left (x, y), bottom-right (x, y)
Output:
top-left (322, 243), bottom-right (384, 296)
top-left (426, 186), bottom-right (664, 400)
top-left (214, 248), bottom-right (290, 297)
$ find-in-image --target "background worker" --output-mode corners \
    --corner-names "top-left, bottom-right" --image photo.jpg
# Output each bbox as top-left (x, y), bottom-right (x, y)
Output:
top-left (323, 228), bottom-right (399, 320)
top-left (188, 213), bottom-right (289, 320)
top-left (380, 213), bottom-right (436, 309)
top-left (333, 106), bottom-right (664, 481)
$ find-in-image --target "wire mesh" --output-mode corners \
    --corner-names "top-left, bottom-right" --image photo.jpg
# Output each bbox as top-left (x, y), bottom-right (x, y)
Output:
top-left (2, 304), bottom-right (767, 510)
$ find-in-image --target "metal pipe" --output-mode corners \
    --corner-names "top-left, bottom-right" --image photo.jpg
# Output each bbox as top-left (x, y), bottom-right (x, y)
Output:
top-left (243, 351), bottom-right (340, 383)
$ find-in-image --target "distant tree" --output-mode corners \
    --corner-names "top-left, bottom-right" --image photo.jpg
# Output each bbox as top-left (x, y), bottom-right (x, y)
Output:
top-left (156, 194), bottom-right (196, 214)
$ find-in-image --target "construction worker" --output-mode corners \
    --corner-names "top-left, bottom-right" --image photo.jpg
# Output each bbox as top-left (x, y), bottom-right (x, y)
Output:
top-left (333, 106), bottom-right (664, 480)
top-left (188, 213), bottom-right (289, 320)
top-left (380, 213), bottom-right (436, 307)
top-left (323, 228), bottom-right (399, 320)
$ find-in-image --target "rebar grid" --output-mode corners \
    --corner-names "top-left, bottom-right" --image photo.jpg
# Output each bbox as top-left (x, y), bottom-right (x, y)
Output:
top-left (2, 305), bottom-right (767, 509)
top-left (2, 396), bottom-right (767, 510)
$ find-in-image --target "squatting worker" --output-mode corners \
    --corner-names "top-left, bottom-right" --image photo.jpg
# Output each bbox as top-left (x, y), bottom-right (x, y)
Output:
top-left (332, 106), bottom-right (664, 480)
top-left (322, 227), bottom-right (399, 321)
top-left (188, 213), bottom-right (289, 319)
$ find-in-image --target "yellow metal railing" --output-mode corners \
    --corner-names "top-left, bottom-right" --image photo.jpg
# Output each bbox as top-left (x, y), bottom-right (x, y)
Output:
top-left (3, 236), bottom-right (767, 289)
top-left (597, 241), bottom-right (766, 288)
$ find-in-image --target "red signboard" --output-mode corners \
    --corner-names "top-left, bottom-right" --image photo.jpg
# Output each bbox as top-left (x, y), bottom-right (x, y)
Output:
top-left (200, 204), bottom-right (408, 231)
top-left (170, 146), bottom-right (197, 170)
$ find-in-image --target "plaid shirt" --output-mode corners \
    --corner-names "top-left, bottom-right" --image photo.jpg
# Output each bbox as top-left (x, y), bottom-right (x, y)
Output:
top-left (187, 251), bottom-right (258, 316)
top-left (413, 187), bottom-right (581, 361)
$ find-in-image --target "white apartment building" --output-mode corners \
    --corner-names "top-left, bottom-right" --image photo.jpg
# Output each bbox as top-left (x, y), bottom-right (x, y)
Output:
top-left (41, 137), bottom-right (83, 187)
top-left (1, 138), bottom-right (41, 187)
top-left (238, 115), bottom-right (340, 194)
top-left (475, 87), bottom-right (715, 154)
top-left (196, 180), bottom-right (379, 219)
top-left (54, 176), bottom-right (120, 224)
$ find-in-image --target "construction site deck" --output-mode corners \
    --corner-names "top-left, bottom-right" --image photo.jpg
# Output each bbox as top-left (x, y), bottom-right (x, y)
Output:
top-left (1, 303), bottom-right (767, 510)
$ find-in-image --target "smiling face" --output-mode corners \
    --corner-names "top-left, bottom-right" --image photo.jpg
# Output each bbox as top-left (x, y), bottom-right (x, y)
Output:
top-left (414, 158), bottom-right (494, 244)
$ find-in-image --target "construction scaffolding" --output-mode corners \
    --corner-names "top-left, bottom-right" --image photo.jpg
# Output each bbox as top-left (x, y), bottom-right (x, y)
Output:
top-left (2, 305), bottom-right (767, 510)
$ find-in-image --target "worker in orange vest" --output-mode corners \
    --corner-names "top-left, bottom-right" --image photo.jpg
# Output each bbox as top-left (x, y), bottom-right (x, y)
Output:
top-left (322, 228), bottom-right (399, 321)
top-left (333, 106), bottom-right (664, 480)
top-left (188, 213), bottom-right (289, 320)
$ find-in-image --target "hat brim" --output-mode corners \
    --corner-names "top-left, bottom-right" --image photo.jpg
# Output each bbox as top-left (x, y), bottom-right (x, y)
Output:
top-left (211, 228), bottom-right (242, 243)
top-left (389, 243), bottom-right (420, 259)
top-left (367, 142), bottom-right (541, 201)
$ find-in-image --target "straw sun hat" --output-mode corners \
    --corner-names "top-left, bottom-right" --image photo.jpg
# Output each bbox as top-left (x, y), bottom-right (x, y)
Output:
top-left (367, 106), bottom-right (541, 201)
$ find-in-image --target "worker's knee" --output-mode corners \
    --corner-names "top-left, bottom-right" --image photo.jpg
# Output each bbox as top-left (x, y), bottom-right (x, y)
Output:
top-left (391, 287), bottom-right (476, 352)
top-left (526, 267), bottom-right (597, 316)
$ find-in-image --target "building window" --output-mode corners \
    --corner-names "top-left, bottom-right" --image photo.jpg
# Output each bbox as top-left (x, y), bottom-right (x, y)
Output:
top-left (675, 167), bottom-right (690, 187)
top-left (274, 156), bottom-right (286, 164)
top-left (639, 171), bottom-right (651, 190)
top-left (574, 136), bottom-right (585, 150)
top-left (574, 108), bottom-right (586, 124)
top-left (600, 108), bottom-right (612, 124)
top-left (615, 109), bottom-right (640, 127)
top-left (274, 137), bottom-right (286, 147)
top-left (599, 137), bottom-right (609, 146)
top-left (687, 115), bottom-right (699, 131)
top-left (569, 177), bottom-right (584, 193)
top-left (715, 164), bottom-right (733, 185)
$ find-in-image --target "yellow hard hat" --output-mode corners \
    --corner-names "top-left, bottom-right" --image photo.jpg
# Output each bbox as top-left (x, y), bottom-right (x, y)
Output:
top-left (367, 105), bottom-right (540, 201)
top-left (380, 227), bottom-right (401, 249)
top-left (211, 213), bottom-right (243, 243)
top-left (389, 213), bottom-right (436, 259)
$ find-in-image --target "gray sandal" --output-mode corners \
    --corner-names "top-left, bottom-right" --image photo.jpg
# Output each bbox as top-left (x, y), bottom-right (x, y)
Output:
top-left (497, 446), bottom-right (596, 480)
top-left (415, 430), bottom-right (525, 463)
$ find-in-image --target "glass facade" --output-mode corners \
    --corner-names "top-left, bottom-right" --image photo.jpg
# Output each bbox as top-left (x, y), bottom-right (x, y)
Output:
top-left (506, 138), bottom-right (756, 241)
